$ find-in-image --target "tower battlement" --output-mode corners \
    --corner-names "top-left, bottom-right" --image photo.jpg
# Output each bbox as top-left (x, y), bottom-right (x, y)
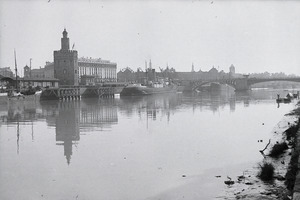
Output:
top-left (54, 29), bottom-right (79, 86)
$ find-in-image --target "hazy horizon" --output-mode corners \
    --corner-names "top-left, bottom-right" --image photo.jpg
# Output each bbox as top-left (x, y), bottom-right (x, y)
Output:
top-left (0, 0), bottom-right (300, 75)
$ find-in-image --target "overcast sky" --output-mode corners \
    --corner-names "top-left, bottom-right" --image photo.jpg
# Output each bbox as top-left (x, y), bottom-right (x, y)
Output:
top-left (0, 0), bottom-right (300, 75)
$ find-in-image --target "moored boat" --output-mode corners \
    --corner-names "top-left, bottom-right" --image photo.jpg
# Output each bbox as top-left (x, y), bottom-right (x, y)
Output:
top-left (276, 97), bottom-right (291, 104)
top-left (276, 93), bottom-right (293, 104)
top-left (120, 61), bottom-right (183, 96)
top-left (120, 83), bottom-right (179, 96)
top-left (8, 90), bottom-right (42, 102)
top-left (0, 90), bottom-right (42, 104)
top-left (0, 50), bottom-right (42, 103)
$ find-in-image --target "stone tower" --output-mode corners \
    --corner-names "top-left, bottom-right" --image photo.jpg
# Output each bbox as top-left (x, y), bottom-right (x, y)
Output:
top-left (24, 65), bottom-right (30, 78)
top-left (229, 64), bottom-right (235, 75)
top-left (54, 29), bottom-right (79, 86)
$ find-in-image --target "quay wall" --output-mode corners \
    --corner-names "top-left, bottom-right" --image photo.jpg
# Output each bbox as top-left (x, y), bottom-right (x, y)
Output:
top-left (40, 86), bottom-right (124, 100)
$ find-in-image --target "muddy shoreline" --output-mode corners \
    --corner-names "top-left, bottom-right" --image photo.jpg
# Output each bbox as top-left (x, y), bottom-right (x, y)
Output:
top-left (223, 101), bottom-right (300, 200)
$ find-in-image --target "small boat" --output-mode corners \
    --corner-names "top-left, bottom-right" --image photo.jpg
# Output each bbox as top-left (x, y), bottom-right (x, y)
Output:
top-left (120, 83), bottom-right (179, 96)
top-left (276, 98), bottom-right (291, 103)
top-left (276, 93), bottom-right (293, 104)
top-left (0, 90), bottom-right (42, 104)
top-left (7, 90), bottom-right (42, 102)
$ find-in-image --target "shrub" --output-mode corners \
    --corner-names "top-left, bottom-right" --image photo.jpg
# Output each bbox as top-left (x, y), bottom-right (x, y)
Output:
top-left (285, 124), bottom-right (299, 141)
top-left (268, 142), bottom-right (289, 158)
top-left (258, 162), bottom-right (275, 181)
top-left (286, 107), bottom-right (300, 116)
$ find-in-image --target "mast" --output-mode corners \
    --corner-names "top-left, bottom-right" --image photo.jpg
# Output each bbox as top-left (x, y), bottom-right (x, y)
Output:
top-left (149, 59), bottom-right (152, 70)
top-left (14, 49), bottom-right (18, 91)
top-left (145, 60), bottom-right (148, 83)
top-left (30, 58), bottom-right (32, 78)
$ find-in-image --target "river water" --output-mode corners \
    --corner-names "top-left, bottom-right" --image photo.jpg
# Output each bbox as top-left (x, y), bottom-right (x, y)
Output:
top-left (0, 88), bottom-right (298, 200)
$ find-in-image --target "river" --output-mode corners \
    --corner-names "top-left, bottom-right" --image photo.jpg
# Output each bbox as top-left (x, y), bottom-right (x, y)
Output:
top-left (0, 88), bottom-right (298, 200)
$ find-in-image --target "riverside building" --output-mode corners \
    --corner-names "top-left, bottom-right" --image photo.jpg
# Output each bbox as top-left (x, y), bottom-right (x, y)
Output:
top-left (78, 57), bottom-right (117, 85)
top-left (53, 29), bottom-right (117, 86)
top-left (0, 67), bottom-right (14, 78)
top-left (22, 29), bottom-right (117, 87)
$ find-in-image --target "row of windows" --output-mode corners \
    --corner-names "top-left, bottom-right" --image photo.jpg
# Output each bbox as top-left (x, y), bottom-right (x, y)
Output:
top-left (22, 81), bottom-right (58, 87)
top-left (78, 62), bottom-right (116, 68)
top-left (79, 67), bottom-right (116, 78)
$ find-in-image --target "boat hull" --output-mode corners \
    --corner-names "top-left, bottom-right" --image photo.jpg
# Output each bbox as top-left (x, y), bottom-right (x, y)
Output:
top-left (120, 85), bottom-right (179, 96)
top-left (0, 93), bottom-right (8, 104)
top-left (0, 92), bottom-right (41, 104)
top-left (276, 98), bottom-right (291, 103)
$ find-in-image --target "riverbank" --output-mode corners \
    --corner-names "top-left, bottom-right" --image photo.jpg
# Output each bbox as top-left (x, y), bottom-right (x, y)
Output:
top-left (223, 101), bottom-right (300, 200)
top-left (292, 103), bottom-right (300, 200)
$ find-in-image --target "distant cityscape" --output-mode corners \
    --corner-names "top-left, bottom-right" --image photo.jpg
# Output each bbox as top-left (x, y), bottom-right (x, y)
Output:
top-left (0, 29), bottom-right (298, 89)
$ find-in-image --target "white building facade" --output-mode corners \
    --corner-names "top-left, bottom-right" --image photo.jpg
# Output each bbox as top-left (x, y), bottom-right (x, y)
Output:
top-left (78, 57), bottom-right (117, 85)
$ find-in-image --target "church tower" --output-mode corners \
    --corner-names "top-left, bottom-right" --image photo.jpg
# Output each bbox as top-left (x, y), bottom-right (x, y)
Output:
top-left (24, 65), bottom-right (30, 78)
top-left (54, 29), bottom-right (79, 86)
top-left (229, 64), bottom-right (235, 78)
top-left (191, 63), bottom-right (195, 72)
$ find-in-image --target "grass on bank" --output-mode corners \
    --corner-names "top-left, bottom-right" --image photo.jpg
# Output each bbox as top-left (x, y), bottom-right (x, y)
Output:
top-left (284, 118), bottom-right (300, 191)
top-left (268, 142), bottom-right (289, 158)
top-left (283, 114), bottom-right (300, 191)
top-left (258, 162), bottom-right (275, 181)
top-left (285, 150), bottom-right (299, 191)
top-left (286, 104), bottom-right (300, 116)
top-left (285, 124), bottom-right (299, 142)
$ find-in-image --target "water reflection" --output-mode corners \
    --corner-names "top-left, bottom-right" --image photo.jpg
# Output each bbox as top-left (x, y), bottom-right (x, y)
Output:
top-left (174, 88), bottom-right (237, 114)
top-left (0, 101), bottom-right (42, 123)
top-left (38, 99), bottom-right (118, 132)
top-left (55, 101), bottom-right (80, 165)
top-left (0, 89), bottom-right (291, 126)
top-left (80, 99), bottom-right (118, 131)
top-left (16, 121), bottom-right (20, 154)
top-left (0, 88), bottom-right (296, 165)
top-left (0, 88), bottom-right (298, 200)
top-left (118, 93), bottom-right (182, 121)
top-left (40, 99), bottom-right (118, 164)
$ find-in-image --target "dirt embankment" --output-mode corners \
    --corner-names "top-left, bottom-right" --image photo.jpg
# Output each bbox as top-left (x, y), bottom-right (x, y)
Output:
top-left (224, 103), bottom-right (300, 200)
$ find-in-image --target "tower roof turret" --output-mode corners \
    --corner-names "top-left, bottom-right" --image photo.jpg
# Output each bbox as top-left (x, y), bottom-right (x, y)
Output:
top-left (63, 28), bottom-right (68, 38)
top-left (61, 28), bottom-right (70, 50)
